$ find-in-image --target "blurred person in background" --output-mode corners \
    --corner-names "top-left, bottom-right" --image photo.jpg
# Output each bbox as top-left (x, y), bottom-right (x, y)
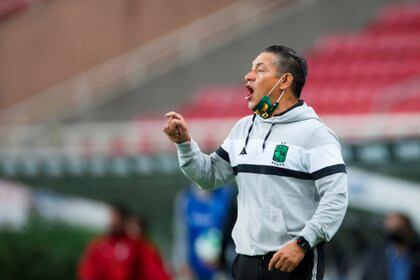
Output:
top-left (172, 184), bottom-right (235, 280)
top-left (164, 45), bottom-right (348, 280)
top-left (361, 212), bottom-right (420, 280)
top-left (78, 203), bottom-right (138, 280)
top-left (125, 215), bottom-right (171, 280)
top-left (219, 188), bottom-right (238, 277)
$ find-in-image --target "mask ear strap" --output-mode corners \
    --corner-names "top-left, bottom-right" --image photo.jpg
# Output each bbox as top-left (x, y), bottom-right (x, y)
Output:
top-left (266, 75), bottom-right (285, 97)
top-left (275, 88), bottom-right (286, 104)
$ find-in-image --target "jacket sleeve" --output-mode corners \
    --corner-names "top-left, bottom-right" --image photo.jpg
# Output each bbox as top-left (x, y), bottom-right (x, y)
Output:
top-left (299, 127), bottom-right (349, 248)
top-left (176, 136), bottom-right (235, 191)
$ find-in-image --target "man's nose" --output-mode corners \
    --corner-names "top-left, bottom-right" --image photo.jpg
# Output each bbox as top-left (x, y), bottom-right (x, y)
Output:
top-left (245, 71), bottom-right (255, 82)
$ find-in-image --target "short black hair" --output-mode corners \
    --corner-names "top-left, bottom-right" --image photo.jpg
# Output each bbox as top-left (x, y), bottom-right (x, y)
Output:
top-left (263, 45), bottom-right (308, 98)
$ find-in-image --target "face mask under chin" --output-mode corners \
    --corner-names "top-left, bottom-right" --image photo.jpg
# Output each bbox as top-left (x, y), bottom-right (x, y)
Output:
top-left (253, 96), bottom-right (279, 119)
top-left (252, 74), bottom-right (287, 119)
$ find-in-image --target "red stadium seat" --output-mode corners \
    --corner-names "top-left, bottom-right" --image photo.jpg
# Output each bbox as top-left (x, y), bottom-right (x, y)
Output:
top-left (134, 3), bottom-right (420, 120)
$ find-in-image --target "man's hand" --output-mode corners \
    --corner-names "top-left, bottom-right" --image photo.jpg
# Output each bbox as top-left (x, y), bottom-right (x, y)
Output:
top-left (163, 111), bottom-right (191, 144)
top-left (268, 240), bottom-right (306, 272)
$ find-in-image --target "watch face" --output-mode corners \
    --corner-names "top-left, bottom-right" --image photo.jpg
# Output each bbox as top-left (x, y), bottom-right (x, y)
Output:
top-left (297, 236), bottom-right (310, 251)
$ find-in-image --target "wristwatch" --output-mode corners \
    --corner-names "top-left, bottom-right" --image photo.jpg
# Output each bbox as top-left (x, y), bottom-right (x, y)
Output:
top-left (295, 236), bottom-right (311, 252)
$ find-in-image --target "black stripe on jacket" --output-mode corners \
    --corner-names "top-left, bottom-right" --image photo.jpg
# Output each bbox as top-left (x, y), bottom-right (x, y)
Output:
top-left (216, 147), bottom-right (230, 163)
top-left (232, 164), bottom-right (346, 180)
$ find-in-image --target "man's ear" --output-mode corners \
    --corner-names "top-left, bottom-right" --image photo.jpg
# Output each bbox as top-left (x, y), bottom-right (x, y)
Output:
top-left (280, 73), bottom-right (293, 90)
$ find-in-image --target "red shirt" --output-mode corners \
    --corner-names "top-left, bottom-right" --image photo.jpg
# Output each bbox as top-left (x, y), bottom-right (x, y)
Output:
top-left (78, 234), bottom-right (138, 280)
top-left (136, 238), bottom-right (171, 280)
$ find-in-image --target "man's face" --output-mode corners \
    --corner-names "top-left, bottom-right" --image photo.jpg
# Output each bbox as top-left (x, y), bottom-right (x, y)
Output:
top-left (385, 213), bottom-right (399, 232)
top-left (244, 52), bottom-right (281, 110)
top-left (385, 213), bottom-right (406, 233)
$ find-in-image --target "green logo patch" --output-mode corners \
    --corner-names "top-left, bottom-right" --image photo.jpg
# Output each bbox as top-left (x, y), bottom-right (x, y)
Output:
top-left (273, 145), bottom-right (289, 163)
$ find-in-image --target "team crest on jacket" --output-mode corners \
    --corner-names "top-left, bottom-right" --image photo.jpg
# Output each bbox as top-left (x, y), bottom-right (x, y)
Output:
top-left (272, 144), bottom-right (288, 165)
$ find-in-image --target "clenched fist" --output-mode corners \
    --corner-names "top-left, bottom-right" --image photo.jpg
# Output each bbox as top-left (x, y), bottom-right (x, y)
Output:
top-left (163, 111), bottom-right (191, 144)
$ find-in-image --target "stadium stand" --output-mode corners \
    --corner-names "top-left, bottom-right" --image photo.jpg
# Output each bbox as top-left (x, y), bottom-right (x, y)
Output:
top-left (0, 0), bottom-right (283, 124)
top-left (0, 0), bottom-right (418, 153)
top-left (1, 1), bottom-right (419, 160)
top-left (159, 3), bottom-right (420, 118)
top-left (1, 3), bottom-right (420, 280)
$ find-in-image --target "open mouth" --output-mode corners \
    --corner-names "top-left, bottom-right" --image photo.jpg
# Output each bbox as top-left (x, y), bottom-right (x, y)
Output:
top-left (245, 86), bottom-right (254, 101)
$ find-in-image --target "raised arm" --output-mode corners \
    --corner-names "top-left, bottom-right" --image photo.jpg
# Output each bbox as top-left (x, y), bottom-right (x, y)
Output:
top-left (163, 111), bottom-right (234, 190)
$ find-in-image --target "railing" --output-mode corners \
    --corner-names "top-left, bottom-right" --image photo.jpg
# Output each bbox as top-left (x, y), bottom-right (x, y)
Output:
top-left (0, 0), bottom-right (287, 125)
top-left (1, 114), bottom-right (419, 157)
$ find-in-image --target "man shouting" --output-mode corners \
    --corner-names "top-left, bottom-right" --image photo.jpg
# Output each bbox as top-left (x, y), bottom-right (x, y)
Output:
top-left (164, 45), bottom-right (348, 280)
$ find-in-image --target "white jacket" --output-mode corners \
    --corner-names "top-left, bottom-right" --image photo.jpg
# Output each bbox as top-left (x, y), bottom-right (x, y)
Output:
top-left (176, 101), bottom-right (348, 255)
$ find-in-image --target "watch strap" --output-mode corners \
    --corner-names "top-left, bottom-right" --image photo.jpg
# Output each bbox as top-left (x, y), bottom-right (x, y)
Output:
top-left (296, 236), bottom-right (311, 252)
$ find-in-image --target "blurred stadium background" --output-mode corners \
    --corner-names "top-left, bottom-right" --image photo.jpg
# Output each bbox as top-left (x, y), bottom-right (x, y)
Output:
top-left (0, 0), bottom-right (420, 279)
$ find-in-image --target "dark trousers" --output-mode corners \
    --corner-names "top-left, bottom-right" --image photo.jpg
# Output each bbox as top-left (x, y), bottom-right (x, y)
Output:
top-left (232, 243), bottom-right (325, 280)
